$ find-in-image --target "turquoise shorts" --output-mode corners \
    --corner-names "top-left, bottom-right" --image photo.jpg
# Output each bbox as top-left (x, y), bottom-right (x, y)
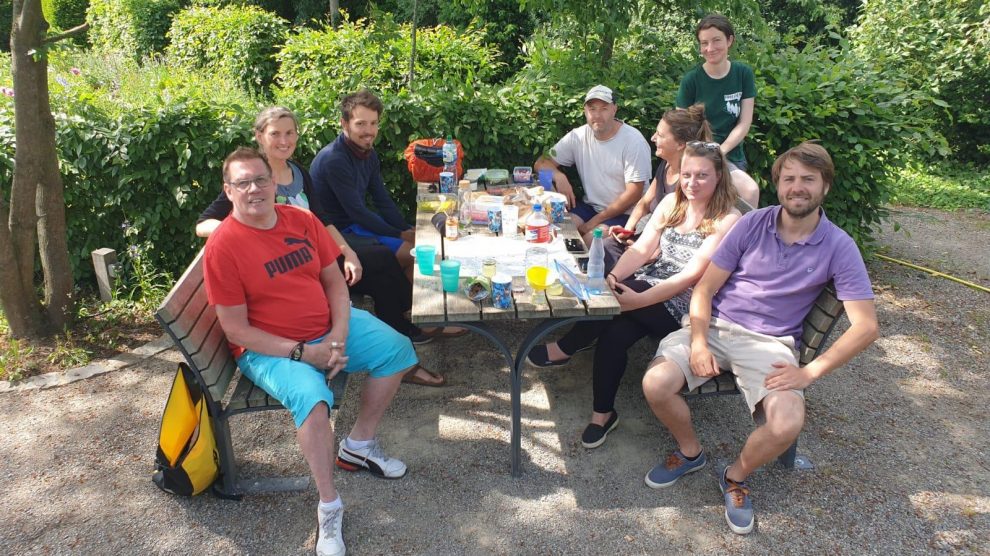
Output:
top-left (236, 307), bottom-right (417, 428)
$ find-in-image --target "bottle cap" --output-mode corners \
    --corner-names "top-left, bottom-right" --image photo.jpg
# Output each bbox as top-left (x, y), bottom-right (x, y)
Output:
top-left (593, 228), bottom-right (603, 238)
top-left (533, 203), bottom-right (542, 211)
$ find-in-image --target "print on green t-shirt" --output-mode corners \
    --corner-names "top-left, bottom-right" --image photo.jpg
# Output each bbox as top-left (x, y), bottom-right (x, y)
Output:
top-left (675, 61), bottom-right (756, 165)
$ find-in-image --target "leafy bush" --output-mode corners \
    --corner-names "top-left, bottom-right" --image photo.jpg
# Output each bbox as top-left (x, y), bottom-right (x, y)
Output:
top-left (49, 0), bottom-right (90, 31)
top-left (0, 52), bottom-right (257, 283)
top-left (1, 0), bottom-right (12, 52)
top-left (275, 14), bottom-right (502, 98)
top-left (744, 34), bottom-right (946, 248)
top-left (87, 0), bottom-right (190, 59)
top-left (168, 5), bottom-right (288, 94)
top-left (851, 0), bottom-right (990, 162)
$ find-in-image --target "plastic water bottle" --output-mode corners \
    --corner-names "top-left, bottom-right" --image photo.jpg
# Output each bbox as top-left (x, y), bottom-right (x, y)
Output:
top-left (458, 179), bottom-right (472, 233)
top-left (586, 228), bottom-right (606, 294)
top-left (525, 203), bottom-right (551, 243)
top-left (442, 135), bottom-right (457, 178)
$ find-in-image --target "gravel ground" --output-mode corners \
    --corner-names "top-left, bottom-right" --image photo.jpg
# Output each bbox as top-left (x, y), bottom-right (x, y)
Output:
top-left (1, 206), bottom-right (987, 555)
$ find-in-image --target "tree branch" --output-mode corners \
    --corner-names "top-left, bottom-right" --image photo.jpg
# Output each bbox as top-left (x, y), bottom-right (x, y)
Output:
top-left (43, 22), bottom-right (89, 45)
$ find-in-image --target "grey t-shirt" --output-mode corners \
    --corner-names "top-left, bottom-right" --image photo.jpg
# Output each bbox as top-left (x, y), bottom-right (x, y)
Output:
top-left (551, 122), bottom-right (652, 212)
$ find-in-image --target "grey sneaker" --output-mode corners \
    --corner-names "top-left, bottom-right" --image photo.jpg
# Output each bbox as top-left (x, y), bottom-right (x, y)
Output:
top-left (336, 438), bottom-right (408, 479)
top-left (719, 467), bottom-right (755, 534)
top-left (317, 505), bottom-right (345, 556)
top-left (644, 449), bottom-right (706, 489)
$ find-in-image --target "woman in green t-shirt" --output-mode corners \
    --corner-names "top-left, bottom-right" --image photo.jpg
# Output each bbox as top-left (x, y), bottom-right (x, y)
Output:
top-left (676, 14), bottom-right (759, 208)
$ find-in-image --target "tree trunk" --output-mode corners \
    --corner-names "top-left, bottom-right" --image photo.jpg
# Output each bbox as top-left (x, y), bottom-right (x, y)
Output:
top-left (0, 201), bottom-right (41, 337)
top-left (3, 0), bottom-right (74, 337)
top-left (600, 27), bottom-right (615, 69)
top-left (329, 0), bottom-right (339, 28)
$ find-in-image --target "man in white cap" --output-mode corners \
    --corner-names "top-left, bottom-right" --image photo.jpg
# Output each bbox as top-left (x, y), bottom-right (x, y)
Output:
top-left (535, 85), bottom-right (652, 243)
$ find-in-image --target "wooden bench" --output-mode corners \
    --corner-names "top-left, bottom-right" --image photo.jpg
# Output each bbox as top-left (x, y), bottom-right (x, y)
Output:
top-left (681, 283), bottom-right (845, 469)
top-left (156, 249), bottom-right (349, 499)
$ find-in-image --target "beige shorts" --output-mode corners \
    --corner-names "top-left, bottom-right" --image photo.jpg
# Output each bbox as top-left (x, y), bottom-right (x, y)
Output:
top-left (656, 316), bottom-right (803, 417)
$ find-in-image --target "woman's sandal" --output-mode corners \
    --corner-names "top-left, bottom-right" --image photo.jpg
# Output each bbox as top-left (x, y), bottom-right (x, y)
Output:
top-left (401, 365), bottom-right (447, 387)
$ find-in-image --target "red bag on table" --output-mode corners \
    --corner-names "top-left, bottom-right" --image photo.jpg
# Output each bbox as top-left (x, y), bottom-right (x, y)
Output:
top-left (403, 138), bottom-right (464, 183)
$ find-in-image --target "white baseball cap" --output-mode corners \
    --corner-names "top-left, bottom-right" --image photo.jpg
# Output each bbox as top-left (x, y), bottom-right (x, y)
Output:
top-left (584, 85), bottom-right (615, 104)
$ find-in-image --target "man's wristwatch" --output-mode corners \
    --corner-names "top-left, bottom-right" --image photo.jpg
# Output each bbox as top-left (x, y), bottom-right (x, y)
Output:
top-left (290, 341), bottom-right (305, 361)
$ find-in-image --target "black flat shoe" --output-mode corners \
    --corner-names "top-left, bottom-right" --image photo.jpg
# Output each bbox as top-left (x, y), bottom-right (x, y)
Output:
top-left (526, 344), bottom-right (571, 368)
top-left (581, 411), bottom-right (619, 448)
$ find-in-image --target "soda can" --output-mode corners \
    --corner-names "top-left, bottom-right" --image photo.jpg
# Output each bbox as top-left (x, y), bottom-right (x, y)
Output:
top-left (550, 199), bottom-right (566, 224)
top-left (439, 171), bottom-right (455, 193)
top-left (487, 207), bottom-right (502, 234)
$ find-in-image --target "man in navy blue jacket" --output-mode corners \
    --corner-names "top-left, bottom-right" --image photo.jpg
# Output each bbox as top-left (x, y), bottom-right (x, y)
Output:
top-left (310, 90), bottom-right (416, 279)
top-left (310, 90), bottom-right (465, 385)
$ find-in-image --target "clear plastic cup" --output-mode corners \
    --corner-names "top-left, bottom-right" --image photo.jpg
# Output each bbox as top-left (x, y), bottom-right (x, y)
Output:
top-left (501, 204), bottom-right (519, 238)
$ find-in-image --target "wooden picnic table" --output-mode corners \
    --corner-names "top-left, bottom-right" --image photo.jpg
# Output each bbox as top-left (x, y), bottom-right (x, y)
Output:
top-left (411, 186), bottom-right (621, 477)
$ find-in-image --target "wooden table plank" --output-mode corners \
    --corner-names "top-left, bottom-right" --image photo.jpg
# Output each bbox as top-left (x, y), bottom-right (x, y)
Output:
top-left (411, 210), bottom-right (446, 324)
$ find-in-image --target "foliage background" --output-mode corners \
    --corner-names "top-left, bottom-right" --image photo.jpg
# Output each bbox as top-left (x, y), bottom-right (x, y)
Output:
top-left (1, 0), bottom-right (985, 289)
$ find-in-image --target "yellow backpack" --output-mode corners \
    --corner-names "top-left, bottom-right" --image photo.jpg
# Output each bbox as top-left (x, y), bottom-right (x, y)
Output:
top-left (153, 363), bottom-right (219, 496)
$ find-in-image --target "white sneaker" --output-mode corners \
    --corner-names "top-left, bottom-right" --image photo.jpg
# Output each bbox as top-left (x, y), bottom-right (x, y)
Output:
top-left (317, 505), bottom-right (345, 556)
top-left (336, 438), bottom-right (408, 479)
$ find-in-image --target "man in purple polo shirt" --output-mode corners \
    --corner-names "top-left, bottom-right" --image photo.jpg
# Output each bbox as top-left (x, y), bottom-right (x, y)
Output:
top-left (640, 142), bottom-right (879, 535)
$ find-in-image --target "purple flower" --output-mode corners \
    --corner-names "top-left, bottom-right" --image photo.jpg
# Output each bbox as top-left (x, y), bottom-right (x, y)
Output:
top-left (70, 67), bottom-right (81, 76)
top-left (56, 76), bottom-right (68, 87)
top-left (0, 87), bottom-right (13, 97)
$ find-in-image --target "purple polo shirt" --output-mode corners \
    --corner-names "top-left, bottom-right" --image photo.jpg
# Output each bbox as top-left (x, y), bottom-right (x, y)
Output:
top-left (710, 206), bottom-right (874, 342)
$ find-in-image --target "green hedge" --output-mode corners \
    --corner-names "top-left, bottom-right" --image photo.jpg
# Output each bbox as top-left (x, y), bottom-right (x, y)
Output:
top-left (0, 61), bottom-right (255, 283)
top-left (275, 14), bottom-right (501, 98)
top-left (50, 0), bottom-right (90, 31)
top-left (1, 0), bottom-right (12, 52)
top-left (87, 0), bottom-right (189, 59)
top-left (744, 35), bottom-right (945, 248)
top-left (167, 5), bottom-right (288, 94)
top-left (852, 0), bottom-right (990, 162)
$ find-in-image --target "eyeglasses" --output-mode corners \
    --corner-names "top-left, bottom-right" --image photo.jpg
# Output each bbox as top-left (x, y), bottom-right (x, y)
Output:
top-left (227, 174), bottom-right (274, 191)
top-left (686, 141), bottom-right (722, 153)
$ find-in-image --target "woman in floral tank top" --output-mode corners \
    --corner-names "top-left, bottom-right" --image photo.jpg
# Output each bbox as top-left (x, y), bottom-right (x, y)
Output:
top-left (527, 141), bottom-right (742, 449)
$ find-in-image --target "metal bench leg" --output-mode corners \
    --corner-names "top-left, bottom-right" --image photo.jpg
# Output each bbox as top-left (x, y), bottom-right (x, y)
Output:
top-left (777, 439), bottom-right (814, 470)
top-left (778, 440), bottom-right (797, 469)
top-left (211, 413), bottom-right (243, 500)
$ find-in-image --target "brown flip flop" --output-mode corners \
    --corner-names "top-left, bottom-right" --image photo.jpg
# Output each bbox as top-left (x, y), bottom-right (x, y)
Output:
top-left (423, 327), bottom-right (469, 340)
top-left (401, 365), bottom-right (447, 387)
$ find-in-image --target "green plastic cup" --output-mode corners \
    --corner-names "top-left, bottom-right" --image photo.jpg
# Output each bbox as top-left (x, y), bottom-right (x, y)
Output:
top-left (415, 245), bottom-right (436, 276)
top-left (440, 260), bottom-right (461, 293)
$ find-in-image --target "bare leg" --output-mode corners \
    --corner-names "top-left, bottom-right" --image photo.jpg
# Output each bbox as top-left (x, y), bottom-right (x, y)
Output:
top-left (725, 390), bottom-right (805, 482)
top-left (569, 214), bottom-right (594, 245)
top-left (297, 402), bottom-right (337, 502)
top-left (545, 341), bottom-right (568, 361)
top-left (396, 240), bottom-right (416, 283)
top-left (730, 169), bottom-right (760, 209)
top-left (642, 358), bottom-right (702, 457)
top-left (348, 365), bottom-right (411, 440)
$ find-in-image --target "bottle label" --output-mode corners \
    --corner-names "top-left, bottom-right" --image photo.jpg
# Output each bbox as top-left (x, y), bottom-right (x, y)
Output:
top-left (525, 224), bottom-right (551, 243)
top-left (445, 217), bottom-right (459, 240)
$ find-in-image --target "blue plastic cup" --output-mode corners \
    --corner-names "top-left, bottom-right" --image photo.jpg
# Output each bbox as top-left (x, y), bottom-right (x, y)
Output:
top-left (440, 260), bottom-right (461, 293)
top-left (415, 245), bottom-right (436, 276)
top-left (538, 169), bottom-right (554, 191)
top-left (491, 273), bottom-right (512, 309)
top-left (487, 207), bottom-right (502, 234)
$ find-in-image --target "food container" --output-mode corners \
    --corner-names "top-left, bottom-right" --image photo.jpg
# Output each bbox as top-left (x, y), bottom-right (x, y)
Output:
top-left (469, 194), bottom-right (504, 225)
top-left (512, 166), bottom-right (533, 184)
top-left (481, 169), bottom-right (509, 190)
